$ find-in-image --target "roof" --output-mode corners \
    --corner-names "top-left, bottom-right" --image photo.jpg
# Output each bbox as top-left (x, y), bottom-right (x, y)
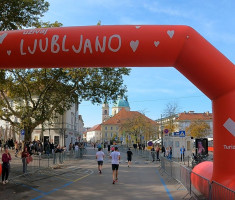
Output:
top-left (102, 108), bottom-right (156, 125)
top-left (176, 112), bottom-right (213, 121)
top-left (113, 98), bottom-right (130, 108)
top-left (87, 124), bottom-right (101, 132)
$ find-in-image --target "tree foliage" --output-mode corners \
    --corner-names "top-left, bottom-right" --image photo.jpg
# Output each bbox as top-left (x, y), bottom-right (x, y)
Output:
top-left (185, 120), bottom-right (210, 138)
top-left (121, 112), bottom-right (157, 144)
top-left (0, 0), bottom-right (52, 31)
top-left (0, 68), bottom-right (130, 141)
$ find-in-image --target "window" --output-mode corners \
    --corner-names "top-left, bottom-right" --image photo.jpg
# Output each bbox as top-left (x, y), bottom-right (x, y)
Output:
top-left (111, 133), bottom-right (113, 137)
top-left (111, 127), bottom-right (113, 130)
top-left (105, 132), bottom-right (107, 137)
top-left (104, 110), bottom-right (107, 115)
top-left (105, 126), bottom-right (107, 130)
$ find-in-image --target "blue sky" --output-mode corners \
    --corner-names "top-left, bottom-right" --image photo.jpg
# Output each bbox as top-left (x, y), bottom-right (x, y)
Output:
top-left (42, 0), bottom-right (235, 127)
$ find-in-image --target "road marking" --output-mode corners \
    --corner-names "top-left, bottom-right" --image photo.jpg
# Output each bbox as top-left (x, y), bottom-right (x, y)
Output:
top-left (156, 169), bottom-right (174, 200)
top-left (31, 170), bottom-right (93, 200)
top-left (223, 118), bottom-right (235, 137)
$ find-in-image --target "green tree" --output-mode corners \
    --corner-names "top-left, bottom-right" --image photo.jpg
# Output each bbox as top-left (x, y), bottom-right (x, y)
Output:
top-left (0, 0), bottom-right (53, 31)
top-left (0, 68), bottom-right (130, 141)
top-left (186, 120), bottom-right (210, 138)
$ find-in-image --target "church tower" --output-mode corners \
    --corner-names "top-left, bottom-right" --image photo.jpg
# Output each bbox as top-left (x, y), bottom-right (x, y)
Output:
top-left (102, 103), bottom-right (110, 122)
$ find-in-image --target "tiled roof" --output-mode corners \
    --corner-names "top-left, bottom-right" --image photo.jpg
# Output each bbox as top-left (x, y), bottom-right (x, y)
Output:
top-left (102, 108), bottom-right (156, 125)
top-left (176, 112), bottom-right (213, 121)
top-left (87, 124), bottom-right (101, 132)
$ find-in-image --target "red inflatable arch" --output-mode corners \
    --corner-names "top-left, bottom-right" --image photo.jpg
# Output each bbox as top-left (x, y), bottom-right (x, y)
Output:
top-left (0, 25), bottom-right (235, 191)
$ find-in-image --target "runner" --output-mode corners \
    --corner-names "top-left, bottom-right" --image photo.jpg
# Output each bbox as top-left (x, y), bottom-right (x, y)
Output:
top-left (110, 146), bottom-right (120, 184)
top-left (96, 147), bottom-right (105, 174)
top-left (126, 148), bottom-right (133, 167)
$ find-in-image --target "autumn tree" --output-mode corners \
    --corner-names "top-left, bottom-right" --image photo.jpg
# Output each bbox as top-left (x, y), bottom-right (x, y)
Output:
top-left (0, 68), bottom-right (130, 141)
top-left (121, 112), bottom-right (157, 144)
top-left (186, 120), bottom-right (210, 138)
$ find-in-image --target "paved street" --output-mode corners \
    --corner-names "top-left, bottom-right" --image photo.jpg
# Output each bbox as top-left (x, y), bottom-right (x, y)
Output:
top-left (0, 148), bottom-right (189, 200)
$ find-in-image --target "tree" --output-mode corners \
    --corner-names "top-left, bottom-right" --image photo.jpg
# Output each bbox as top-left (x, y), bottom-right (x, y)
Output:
top-left (0, 68), bottom-right (130, 141)
top-left (163, 102), bottom-right (180, 133)
top-left (0, 0), bottom-right (53, 31)
top-left (121, 112), bottom-right (157, 144)
top-left (186, 120), bottom-right (210, 138)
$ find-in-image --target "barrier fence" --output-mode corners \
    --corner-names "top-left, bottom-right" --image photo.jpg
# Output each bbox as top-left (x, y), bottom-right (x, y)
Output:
top-left (8, 148), bottom-right (87, 181)
top-left (159, 156), bottom-right (235, 200)
top-left (119, 147), bottom-right (235, 200)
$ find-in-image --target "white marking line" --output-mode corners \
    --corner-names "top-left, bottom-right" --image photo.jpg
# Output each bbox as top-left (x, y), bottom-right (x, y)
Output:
top-left (223, 118), bottom-right (235, 137)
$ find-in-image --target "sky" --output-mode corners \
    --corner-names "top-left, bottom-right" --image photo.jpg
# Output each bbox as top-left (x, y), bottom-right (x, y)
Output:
top-left (42, 0), bottom-right (235, 127)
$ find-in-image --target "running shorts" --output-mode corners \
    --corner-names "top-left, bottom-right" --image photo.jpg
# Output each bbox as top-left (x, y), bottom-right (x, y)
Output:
top-left (112, 164), bottom-right (119, 170)
top-left (98, 161), bottom-right (103, 166)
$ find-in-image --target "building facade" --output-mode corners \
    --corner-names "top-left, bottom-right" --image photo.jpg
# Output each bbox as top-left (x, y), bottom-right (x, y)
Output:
top-left (31, 102), bottom-right (84, 148)
top-left (86, 124), bottom-right (102, 143)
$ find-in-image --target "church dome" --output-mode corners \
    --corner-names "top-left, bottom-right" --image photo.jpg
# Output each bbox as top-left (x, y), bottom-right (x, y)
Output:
top-left (113, 98), bottom-right (130, 108)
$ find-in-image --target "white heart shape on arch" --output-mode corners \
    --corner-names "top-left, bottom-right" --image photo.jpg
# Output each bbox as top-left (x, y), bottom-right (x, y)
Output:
top-left (167, 30), bottom-right (174, 39)
top-left (130, 40), bottom-right (139, 52)
top-left (7, 50), bottom-right (11, 55)
top-left (154, 41), bottom-right (160, 47)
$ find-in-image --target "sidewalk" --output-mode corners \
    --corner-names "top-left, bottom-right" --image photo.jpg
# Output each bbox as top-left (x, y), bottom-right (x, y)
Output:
top-left (0, 147), bottom-right (191, 200)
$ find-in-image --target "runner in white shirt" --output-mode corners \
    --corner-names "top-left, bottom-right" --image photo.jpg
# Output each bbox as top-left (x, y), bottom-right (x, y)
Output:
top-left (96, 148), bottom-right (105, 174)
top-left (109, 147), bottom-right (121, 184)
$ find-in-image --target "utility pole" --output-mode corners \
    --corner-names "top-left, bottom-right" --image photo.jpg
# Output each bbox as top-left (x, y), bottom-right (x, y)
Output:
top-left (161, 114), bottom-right (163, 147)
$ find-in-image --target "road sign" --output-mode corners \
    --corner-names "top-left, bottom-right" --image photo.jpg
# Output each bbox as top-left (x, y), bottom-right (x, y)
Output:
top-left (174, 132), bottom-right (179, 136)
top-left (164, 129), bottom-right (169, 134)
top-left (179, 130), bottom-right (186, 137)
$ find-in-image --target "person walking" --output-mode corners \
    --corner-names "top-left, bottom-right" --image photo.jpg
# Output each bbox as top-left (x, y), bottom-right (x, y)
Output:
top-left (180, 146), bottom-right (186, 162)
top-left (156, 145), bottom-right (160, 161)
top-left (126, 148), bottom-right (133, 167)
top-left (96, 147), bottom-right (105, 174)
top-left (162, 145), bottom-right (166, 157)
top-left (169, 147), bottom-right (172, 160)
top-left (2, 146), bottom-right (11, 184)
top-left (21, 147), bottom-right (30, 174)
top-left (110, 146), bottom-right (120, 184)
top-left (151, 145), bottom-right (155, 162)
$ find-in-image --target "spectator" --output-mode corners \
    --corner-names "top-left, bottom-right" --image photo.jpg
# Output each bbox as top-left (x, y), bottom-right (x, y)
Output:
top-left (180, 146), bottom-right (186, 162)
top-left (2, 146), bottom-right (11, 184)
top-left (151, 145), bottom-right (155, 162)
top-left (156, 145), bottom-right (160, 161)
top-left (162, 146), bottom-right (166, 157)
top-left (21, 147), bottom-right (30, 173)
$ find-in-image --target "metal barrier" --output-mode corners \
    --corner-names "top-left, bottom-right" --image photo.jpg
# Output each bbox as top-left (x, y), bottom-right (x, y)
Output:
top-left (210, 181), bottom-right (235, 200)
top-left (160, 156), bottom-right (235, 200)
top-left (8, 149), bottom-right (87, 181)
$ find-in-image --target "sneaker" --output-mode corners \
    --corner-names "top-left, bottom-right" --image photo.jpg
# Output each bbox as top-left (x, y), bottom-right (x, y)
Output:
top-left (115, 178), bottom-right (118, 182)
top-left (112, 180), bottom-right (115, 184)
top-left (2, 181), bottom-right (6, 185)
top-left (5, 180), bottom-right (8, 183)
